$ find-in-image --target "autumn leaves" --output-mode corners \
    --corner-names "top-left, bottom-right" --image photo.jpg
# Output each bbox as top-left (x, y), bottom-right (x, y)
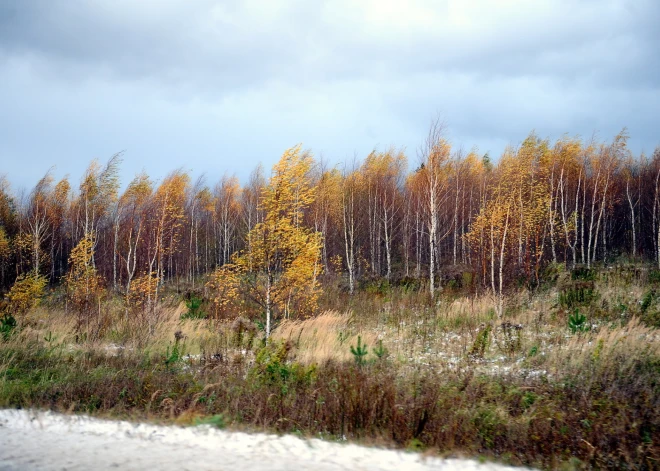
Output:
top-left (0, 127), bottom-right (657, 334)
top-left (208, 146), bottom-right (322, 337)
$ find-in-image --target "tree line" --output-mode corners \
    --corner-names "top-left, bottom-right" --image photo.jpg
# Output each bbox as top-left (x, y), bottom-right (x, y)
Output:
top-left (1, 124), bottom-right (659, 319)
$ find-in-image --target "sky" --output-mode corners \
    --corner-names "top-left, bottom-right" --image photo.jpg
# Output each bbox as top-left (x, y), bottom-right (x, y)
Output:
top-left (1, 0), bottom-right (659, 191)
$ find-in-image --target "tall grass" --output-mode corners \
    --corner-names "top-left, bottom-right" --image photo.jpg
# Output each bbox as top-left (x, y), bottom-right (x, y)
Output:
top-left (1, 265), bottom-right (659, 469)
top-left (0, 325), bottom-right (657, 469)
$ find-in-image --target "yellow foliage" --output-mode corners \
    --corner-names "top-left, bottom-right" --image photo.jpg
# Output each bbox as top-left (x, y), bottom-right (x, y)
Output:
top-left (231, 146), bottom-right (323, 336)
top-left (5, 271), bottom-right (47, 316)
top-left (152, 171), bottom-right (189, 259)
top-left (467, 133), bottom-right (552, 272)
top-left (260, 144), bottom-right (315, 226)
top-left (330, 254), bottom-right (343, 274)
top-left (121, 172), bottom-right (153, 207)
top-left (66, 233), bottom-right (103, 315)
top-left (128, 272), bottom-right (159, 311)
top-left (205, 264), bottom-right (242, 319)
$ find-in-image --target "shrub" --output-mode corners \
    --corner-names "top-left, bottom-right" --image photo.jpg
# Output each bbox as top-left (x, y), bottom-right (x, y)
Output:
top-left (5, 272), bottom-right (47, 316)
top-left (372, 339), bottom-right (388, 360)
top-left (559, 282), bottom-right (597, 308)
top-left (395, 276), bottom-right (422, 292)
top-left (568, 310), bottom-right (589, 334)
top-left (165, 331), bottom-right (186, 367)
top-left (540, 261), bottom-right (564, 285)
top-left (571, 267), bottom-right (597, 281)
top-left (350, 335), bottom-right (369, 366)
top-left (469, 324), bottom-right (492, 358)
top-left (181, 294), bottom-right (207, 320)
top-left (360, 277), bottom-right (391, 296)
top-left (641, 290), bottom-right (655, 313)
top-left (0, 314), bottom-right (16, 341)
top-left (250, 340), bottom-right (316, 396)
top-left (0, 332), bottom-right (657, 469)
top-left (648, 269), bottom-right (660, 284)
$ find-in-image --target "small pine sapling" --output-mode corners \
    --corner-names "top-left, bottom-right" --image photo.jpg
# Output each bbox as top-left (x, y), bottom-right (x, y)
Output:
top-left (373, 339), bottom-right (388, 360)
top-left (568, 309), bottom-right (589, 334)
top-left (350, 335), bottom-right (369, 366)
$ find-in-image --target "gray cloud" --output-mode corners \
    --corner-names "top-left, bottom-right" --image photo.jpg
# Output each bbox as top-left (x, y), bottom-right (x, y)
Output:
top-left (0, 0), bottom-right (658, 189)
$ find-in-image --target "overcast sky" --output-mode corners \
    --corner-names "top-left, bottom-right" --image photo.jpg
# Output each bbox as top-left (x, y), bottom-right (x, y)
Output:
top-left (1, 0), bottom-right (658, 190)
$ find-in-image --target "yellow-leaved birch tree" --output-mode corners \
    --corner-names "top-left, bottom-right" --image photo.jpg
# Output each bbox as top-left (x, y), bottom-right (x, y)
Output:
top-left (233, 145), bottom-right (322, 338)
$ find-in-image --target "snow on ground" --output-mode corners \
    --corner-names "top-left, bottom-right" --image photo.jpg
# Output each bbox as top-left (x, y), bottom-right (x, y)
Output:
top-left (0, 409), bottom-right (534, 471)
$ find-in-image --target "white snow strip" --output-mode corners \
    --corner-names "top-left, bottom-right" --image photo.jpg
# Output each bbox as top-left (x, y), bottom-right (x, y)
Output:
top-left (0, 409), bottom-right (535, 471)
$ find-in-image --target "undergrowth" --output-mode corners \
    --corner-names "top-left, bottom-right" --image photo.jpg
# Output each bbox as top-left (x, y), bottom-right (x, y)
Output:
top-left (1, 264), bottom-right (659, 469)
top-left (0, 330), bottom-right (657, 470)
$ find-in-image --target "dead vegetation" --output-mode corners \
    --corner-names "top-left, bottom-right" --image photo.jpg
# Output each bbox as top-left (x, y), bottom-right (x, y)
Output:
top-left (0, 265), bottom-right (659, 469)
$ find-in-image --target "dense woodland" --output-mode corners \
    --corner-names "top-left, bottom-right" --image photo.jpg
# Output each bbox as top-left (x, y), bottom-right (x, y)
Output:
top-left (1, 124), bottom-right (659, 326)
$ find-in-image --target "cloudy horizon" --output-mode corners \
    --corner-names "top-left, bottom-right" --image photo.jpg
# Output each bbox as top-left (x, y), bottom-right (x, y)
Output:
top-left (1, 0), bottom-right (658, 191)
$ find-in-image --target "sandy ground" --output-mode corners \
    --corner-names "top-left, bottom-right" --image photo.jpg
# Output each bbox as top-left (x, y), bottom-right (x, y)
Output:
top-left (0, 409), bottom-right (533, 471)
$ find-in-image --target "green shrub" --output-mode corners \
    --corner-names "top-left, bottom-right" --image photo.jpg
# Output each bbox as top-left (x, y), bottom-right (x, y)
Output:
top-left (350, 335), bottom-right (369, 366)
top-left (571, 267), bottom-right (597, 281)
top-left (568, 310), bottom-right (589, 334)
top-left (648, 270), bottom-right (660, 284)
top-left (250, 341), bottom-right (316, 395)
top-left (559, 282), bottom-right (597, 308)
top-left (446, 279), bottom-right (459, 290)
top-left (372, 339), bottom-right (388, 360)
top-left (640, 309), bottom-right (660, 328)
top-left (165, 331), bottom-right (186, 367)
top-left (396, 276), bottom-right (422, 292)
top-left (641, 290), bottom-right (656, 313)
top-left (521, 391), bottom-right (537, 410)
top-left (635, 290), bottom-right (660, 327)
top-left (540, 262), bottom-right (564, 285)
top-left (473, 406), bottom-right (505, 448)
top-left (181, 295), bottom-right (207, 320)
top-left (360, 278), bottom-right (391, 296)
top-left (469, 324), bottom-right (492, 358)
top-left (461, 271), bottom-right (474, 288)
top-left (0, 314), bottom-right (16, 341)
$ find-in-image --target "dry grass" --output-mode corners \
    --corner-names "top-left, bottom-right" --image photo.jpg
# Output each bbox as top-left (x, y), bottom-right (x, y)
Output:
top-left (1, 266), bottom-right (659, 469)
top-left (21, 301), bottom-right (215, 355)
top-left (272, 311), bottom-right (378, 364)
top-left (548, 316), bottom-right (660, 375)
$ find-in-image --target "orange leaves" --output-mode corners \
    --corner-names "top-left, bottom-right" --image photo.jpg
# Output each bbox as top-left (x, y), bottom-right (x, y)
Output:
top-left (215, 175), bottom-right (241, 214)
top-left (310, 167), bottom-right (342, 232)
top-left (151, 170), bottom-right (190, 264)
top-left (232, 146), bottom-right (323, 334)
top-left (466, 132), bottom-right (553, 293)
top-left (261, 144), bottom-right (315, 227)
top-left (205, 264), bottom-right (242, 319)
top-left (154, 171), bottom-right (189, 225)
top-left (361, 148), bottom-right (407, 189)
top-left (121, 172), bottom-right (153, 208)
top-left (66, 234), bottom-right (103, 314)
top-left (128, 272), bottom-right (158, 311)
top-left (66, 233), bottom-right (105, 334)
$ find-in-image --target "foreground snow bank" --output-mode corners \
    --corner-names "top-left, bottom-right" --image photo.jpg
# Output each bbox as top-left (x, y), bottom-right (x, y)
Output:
top-left (0, 409), bottom-right (533, 471)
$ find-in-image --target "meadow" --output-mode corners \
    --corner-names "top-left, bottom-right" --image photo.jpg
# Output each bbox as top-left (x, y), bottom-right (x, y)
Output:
top-left (1, 263), bottom-right (658, 470)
